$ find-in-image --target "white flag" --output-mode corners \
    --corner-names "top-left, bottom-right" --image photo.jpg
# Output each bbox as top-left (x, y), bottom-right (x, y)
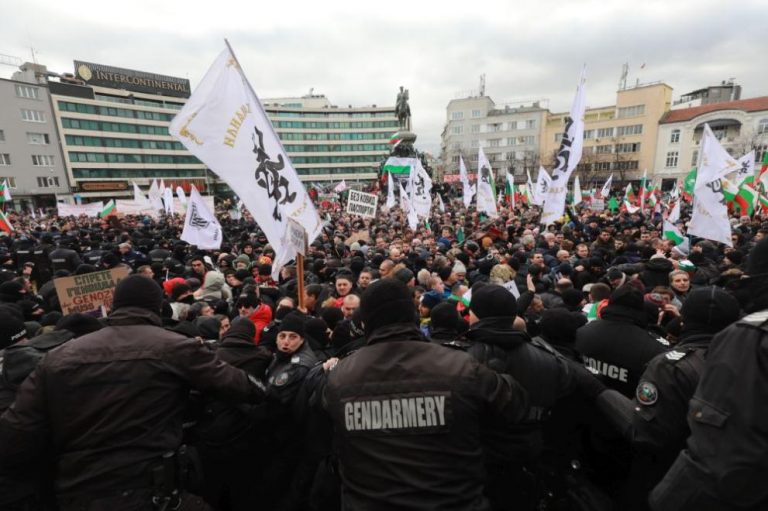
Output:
top-left (526, 170), bottom-right (535, 204)
top-left (507, 174), bottom-right (516, 209)
top-left (409, 158), bottom-right (432, 218)
top-left (476, 147), bottom-right (498, 217)
top-left (163, 187), bottom-right (174, 215)
top-left (148, 179), bottom-right (164, 211)
top-left (176, 186), bottom-right (187, 205)
top-left (534, 167), bottom-right (552, 206)
top-left (735, 151), bottom-right (755, 187)
top-left (181, 185), bottom-right (222, 249)
top-left (688, 124), bottom-right (736, 246)
top-left (668, 200), bottom-right (681, 224)
top-left (459, 156), bottom-right (474, 209)
top-left (399, 182), bottom-right (418, 230)
top-left (437, 193), bottom-right (446, 213)
top-left (334, 180), bottom-right (347, 193)
top-left (132, 181), bottom-right (148, 205)
top-left (385, 171), bottom-right (396, 209)
top-left (541, 67), bottom-right (586, 225)
top-left (600, 174), bottom-right (613, 198)
top-left (573, 175), bottom-right (583, 205)
top-left (169, 45), bottom-right (322, 279)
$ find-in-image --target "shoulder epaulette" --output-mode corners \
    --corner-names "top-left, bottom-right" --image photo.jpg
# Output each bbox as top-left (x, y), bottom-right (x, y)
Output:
top-left (739, 310), bottom-right (768, 327)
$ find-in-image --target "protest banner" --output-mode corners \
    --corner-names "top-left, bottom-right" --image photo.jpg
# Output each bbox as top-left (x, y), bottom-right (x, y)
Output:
top-left (54, 267), bottom-right (130, 316)
top-left (346, 189), bottom-right (378, 219)
top-left (57, 202), bottom-right (104, 218)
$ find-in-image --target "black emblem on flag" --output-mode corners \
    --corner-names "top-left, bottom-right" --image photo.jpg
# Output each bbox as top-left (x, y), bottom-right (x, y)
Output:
top-left (189, 204), bottom-right (210, 229)
top-left (706, 179), bottom-right (726, 206)
top-left (252, 126), bottom-right (296, 221)
top-left (414, 172), bottom-right (426, 196)
top-left (552, 116), bottom-right (574, 181)
top-left (480, 165), bottom-right (492, 184)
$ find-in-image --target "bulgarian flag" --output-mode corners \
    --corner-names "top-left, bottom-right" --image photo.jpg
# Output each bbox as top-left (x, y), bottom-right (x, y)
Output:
top-left (100, 199), bottom-right (117, 218)
top-left (0, 179), bottom-right (11, 202)
top-left (388, 132), bottom-right (402, 149)
top-left (638, 170), bottom-right (648, 211)
top-left (0, 208), bottom-right (14, 234)
top-left (682, 168), bottom-right (697, 202)
top-left (663, 219), bottom-right (685, 245)
top-left (722, 177), bottom-right (756, 215)
top-left (758, 193), bottom-right (768, 212)
top-left (505, 175), bottom-right (515, 207)
top-left (759, 151), bottom-right (768, 191)
top-left (383, 156), bottom-right (414, 175)
top-left (625, 182), bottom-right (636, 203)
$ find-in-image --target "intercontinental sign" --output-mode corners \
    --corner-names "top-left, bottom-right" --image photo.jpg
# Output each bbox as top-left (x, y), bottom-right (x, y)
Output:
top-left (74, 60), bottom-right (191, 98)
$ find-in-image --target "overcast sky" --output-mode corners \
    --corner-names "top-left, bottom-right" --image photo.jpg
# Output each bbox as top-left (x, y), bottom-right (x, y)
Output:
top-left (2, 0), bottom-right (767, 154)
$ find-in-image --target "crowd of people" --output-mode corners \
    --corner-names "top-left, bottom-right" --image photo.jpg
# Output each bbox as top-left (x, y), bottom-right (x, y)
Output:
top-left (0, 183), bottom-right (767, 511)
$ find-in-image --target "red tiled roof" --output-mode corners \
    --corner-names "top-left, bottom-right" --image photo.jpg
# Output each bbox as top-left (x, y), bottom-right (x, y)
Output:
top-left (661, 96), bottom-right (768, 124)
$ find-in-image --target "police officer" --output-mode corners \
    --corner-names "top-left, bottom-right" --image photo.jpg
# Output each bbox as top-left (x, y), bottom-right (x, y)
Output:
top-left (323, 279), bottom-right (530, 511)
top-left (650, 238), bottom-right (768, 510)
top-left (593, 287), bottom-right (740, 510)
top-left (32, 234), bottom-right (55, 285)
top-left (48, 237), bottom-right (82, 273)
top-left (0, 275), bottom-right (266, 510)
top-left (149, 240), bottom-right (172, 265)
top-left (461, 283), bottom-right (581, 510)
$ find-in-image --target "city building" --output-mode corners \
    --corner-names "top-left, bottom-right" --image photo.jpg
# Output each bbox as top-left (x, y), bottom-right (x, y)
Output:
top-left (542, 82), bottom-right (673, 187)
top-left (263, 93), bottom-right (397, 183)
top-left (441, 95), bottom-right (548, 182)
top-left (672, 80), bottom-right (741, 110)
top-left (0, 62), bottom-right (71, 209)
top-left (48, 60), bottom-right (210, 201)
top-left (654, 96), bottom-right (768, 185)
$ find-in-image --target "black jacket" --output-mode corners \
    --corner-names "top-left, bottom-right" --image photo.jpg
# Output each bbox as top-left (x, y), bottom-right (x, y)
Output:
top-left (575, 304), bottom-right (669, 397)
top-left (48, 247), bottom-right (81, 273)
top-left (323, 323), bottom-right (529, 511)
top-left (650, 311), bottom-right (768, 510)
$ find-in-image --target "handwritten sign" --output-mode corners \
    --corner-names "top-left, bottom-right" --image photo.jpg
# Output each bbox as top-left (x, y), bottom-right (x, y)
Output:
top-left (54, 267), bottom-right (130, 316)
top-left (286, 218), bottom-right (307, 256)
top-left (346, 189), bottom-right (378, 219)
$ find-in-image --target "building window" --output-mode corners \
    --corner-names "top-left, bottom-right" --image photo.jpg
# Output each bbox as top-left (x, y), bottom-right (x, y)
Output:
top-left (27, 132), bottom-right (50, 145)
top-left (32, 155), bottom-right (55, 166)
top-left (616, 142), bottom-right (641, 153)
top-left (670, 129), bottom-right (681, 143)
top-left (472, 109), bottom-right (482, 118)
top-left (451, 125), bottom-right (463, 135)
top-left (452, 142), bottom-right (461, 150)
top-left (582, 146), bottom-right (594, 155)
top-left (665, 151), bottom-right (679, 168)
top-left (0, 129), bottom-right (5, 142)
top-left (616, 124), bottom-right (643, 136)
top-left (470, 140), bottom-right (479, 148)
top-left (614, 160), bottom-right (639, 170)
top-left (471, 124), bottom-right (480, 133)
top-left (526, 119), bottom-right (536, 129)
top-left (597, 127), bottom-right (614, 138)
top-left (489, 139), bottom-right (501, 147)
top-left (451, 112), bottom-right (464, 120)
top-left (488, 123), bottom-right (502, 132)
top-left (691, 150), bottom-right (699, 166)
top-left (0, 177), bottom-right (16, 187)
top-left (712, 128), bottom-right (727, 141)
top-left (21, 109), bottom-right (46, 123)
top-left (583, 129), bottom-right (595, 139)
top-left (0, 154), bottom-right (10, 165)
top-left (36, 176), bottom-right (60, 188)
top-left (595, 162), bottom-right (612, 171)
top-left (758, 118), bottom-right (768, 135)
top-left (518, 135), bottom-right (535, 145)
top-left (617, 105), bottom-right (645, 118)
top-left (15, 84), bottom-right (40, 99)
top-left (595, 144), bottom-right (613, 154)
top-left (508, 122), bottom-right (517, 131)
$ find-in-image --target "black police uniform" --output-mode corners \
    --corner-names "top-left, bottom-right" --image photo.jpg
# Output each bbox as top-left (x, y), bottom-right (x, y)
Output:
top-left (48, 246), bottom-right (82, 273)
top-left (82, 249), bottom-right (107, 266)
top-left (32, 240), bottom-right (54, 285)
top-left (649, 310), bottom-right (768, 510)
top-left (149, 248), bottom-right (172, 265)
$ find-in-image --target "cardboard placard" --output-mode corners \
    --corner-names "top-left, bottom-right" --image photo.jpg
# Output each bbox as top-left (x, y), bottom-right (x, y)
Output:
top-left (346, 189), bottom-right (378, 219)
top-left (54, 267), bottom-right (130, 316)
top-left (285, 218), bottom-right (307, 256)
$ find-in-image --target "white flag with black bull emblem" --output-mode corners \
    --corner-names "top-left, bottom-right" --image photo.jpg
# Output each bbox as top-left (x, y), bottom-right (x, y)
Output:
top-left (476, 147), bottom-right (498, 218)
top-left (181, 185), bottom-right (222, 249)
top-left (169, 44), bottom-right (322, 278)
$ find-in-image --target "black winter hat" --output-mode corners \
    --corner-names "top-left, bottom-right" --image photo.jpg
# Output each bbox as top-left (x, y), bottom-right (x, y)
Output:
top-left (540, 309), bottom-right (587, 345)
top-left (469, 284), bottom-right (517, 319)
top-left (112, 275), bottom-right (163, 313)
top-left (0, 309), bottom-right (27, 349)
top-left (224, 316), bottom-right (256, 342)
top-left (234, 269), bottom-right (250, 282)
top-left (195, 316), bottom-right (221, 340)
top-left (609, 284), bottom-right (644, 311)
top-left (56, 313), bottom-right (103, 337)
top-left (320, 306), bottom-right (345, 331)
top-left (360, 279), bottom-right (415, 336)
top-left (681, 287), bottom-right (740, 333)
top-left (430, 302), bottom-right (461, 331)
top-left (394, 268), bottom-right (415, 284)
top-left (279, 311), bottom-right (307, 337)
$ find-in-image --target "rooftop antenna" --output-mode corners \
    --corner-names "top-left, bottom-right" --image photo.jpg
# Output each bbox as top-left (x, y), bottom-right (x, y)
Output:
top-left (479, 74), bottom-right (486, 97)
top-left (619, 63), bottom-right (628, 90)
top-left (30, 47), bottom-right (38, 65)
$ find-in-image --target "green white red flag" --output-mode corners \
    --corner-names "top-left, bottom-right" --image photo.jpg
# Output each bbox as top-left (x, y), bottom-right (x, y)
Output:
top-left (0, 208), bottom-right (14, 234)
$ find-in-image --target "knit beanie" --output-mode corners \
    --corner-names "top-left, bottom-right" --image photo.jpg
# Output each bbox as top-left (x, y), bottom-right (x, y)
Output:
top-left (469, 284), bottom-right (517, 319)
top-left (540, 309), bottom-right (587, 345)
top-left (420, 290), bottom-right (443, 310)
top-left (360, 279), bottom-right (415, 336)
top-left (0, 309), bottom-right (27, 349)
top-left (224, 316), bottom-right (256, 342)
top-left (681, 287), bottom-right (740, 334)
top-left (430, 302), bottom-right (461, 331)
top-left (279, 311), bottom-right (307, 337)
top-left (112, 275), bottom-right (163, 313)
top-left (609, 284), bottom-right (644, 311)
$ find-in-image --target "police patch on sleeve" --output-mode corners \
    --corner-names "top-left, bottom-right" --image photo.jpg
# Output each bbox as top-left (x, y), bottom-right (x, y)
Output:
top-left (636, 381), bottom-right (658, 406)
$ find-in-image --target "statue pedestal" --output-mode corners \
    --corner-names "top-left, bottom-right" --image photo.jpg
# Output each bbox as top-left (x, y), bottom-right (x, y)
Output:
top-left (390, 130), bottom-right (418, 158)
top-left (393, 130), bottom-right (417, 144)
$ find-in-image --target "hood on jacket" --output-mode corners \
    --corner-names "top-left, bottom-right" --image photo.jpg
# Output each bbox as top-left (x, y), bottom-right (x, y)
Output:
top-left (466, 316), bottom-right (530, 348)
